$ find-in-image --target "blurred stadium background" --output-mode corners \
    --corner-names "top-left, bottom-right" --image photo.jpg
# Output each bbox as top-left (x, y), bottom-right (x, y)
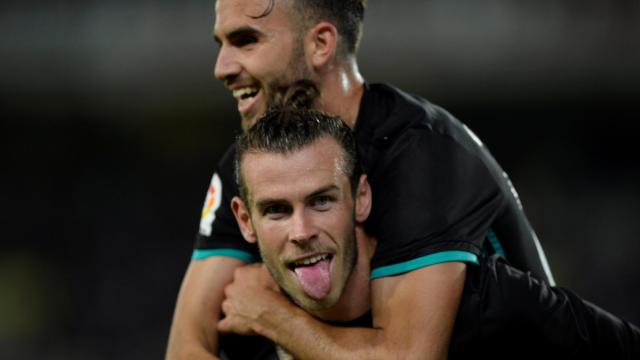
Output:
top-left (1, 0), bottom-right (639, 358)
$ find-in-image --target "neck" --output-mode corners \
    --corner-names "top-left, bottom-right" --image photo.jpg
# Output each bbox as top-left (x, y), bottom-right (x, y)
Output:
top-left (310, 226), bottom-right (375, 322)
top-left (314, 57), bottom-right (365, 129)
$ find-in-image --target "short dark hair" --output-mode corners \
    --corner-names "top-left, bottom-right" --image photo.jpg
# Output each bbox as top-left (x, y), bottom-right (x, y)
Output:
top-left (252, 0), bottom-right (367, 57)
top-left (235, 80), bottom-right (362, 204)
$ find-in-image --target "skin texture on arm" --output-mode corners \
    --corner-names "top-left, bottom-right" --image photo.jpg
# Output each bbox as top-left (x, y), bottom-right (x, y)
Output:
top-left (166, 256), bottom-right (246, 360)
top-left (219, 261), bottom-right (466, 360)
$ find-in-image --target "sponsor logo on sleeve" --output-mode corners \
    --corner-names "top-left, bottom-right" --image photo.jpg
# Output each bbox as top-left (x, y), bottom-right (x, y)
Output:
top-left (199, 173), bottom-right (223, 236)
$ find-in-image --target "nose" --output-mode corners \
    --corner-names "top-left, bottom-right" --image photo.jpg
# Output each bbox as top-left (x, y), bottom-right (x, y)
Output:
top-left (288, 210), bottom-right (317, 246)
top-left (214, 45), bottom-right (241, 83)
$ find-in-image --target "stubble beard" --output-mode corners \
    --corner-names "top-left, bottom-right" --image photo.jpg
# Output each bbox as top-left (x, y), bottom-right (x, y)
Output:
top-left (257, 226), bottom-right (358, 312)
top-left (259, 39), bottom-right (315, 117)
top-left (241, 46), bottom-right (312, 131)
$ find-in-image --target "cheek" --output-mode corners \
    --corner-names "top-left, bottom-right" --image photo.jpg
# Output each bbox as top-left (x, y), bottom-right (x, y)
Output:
top-left (264, 42), bottom-right (296, 73)
top-left (262, 59), bottom-right (290, 81)
top-left (255, 222), bottom-right (288, 252)
top-left (319, 210), bottom-right (353, 240)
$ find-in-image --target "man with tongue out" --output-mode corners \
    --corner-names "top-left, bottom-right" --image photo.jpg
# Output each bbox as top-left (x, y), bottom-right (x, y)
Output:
top-left (229, 97), bottom-right (374, 321)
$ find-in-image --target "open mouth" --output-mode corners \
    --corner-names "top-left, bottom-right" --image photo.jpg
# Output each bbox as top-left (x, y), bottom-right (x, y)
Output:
top-left (288, 254), bottom-right (333, 269)
top-left (232, 86), bottom-right (262, 117)
top-left (288, 254), bottom-right (334, 300)
top-left (233, 86), bottom-right (259, 101)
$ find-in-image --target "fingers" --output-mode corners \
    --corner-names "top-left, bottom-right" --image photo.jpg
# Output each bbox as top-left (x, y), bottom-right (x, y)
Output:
top-left (220, 298), bottom-right (230, 316)
top-left (216, 311), bottom-right (256, 336)
top-left (217, 317), bottom-right (228, 333)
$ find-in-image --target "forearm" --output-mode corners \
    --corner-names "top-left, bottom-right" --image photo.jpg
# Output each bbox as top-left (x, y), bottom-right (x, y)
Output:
top-left (253, 301), bottom-right (441, 360)
top-left (166, 312), bottom-right (221, 360)
top-left (166, 290), bottom-right (220, 360)
top-left (217, 262), bottom-right (462, 360)
top-left (166, 339), bottom-right (220, 360)
top-left (253, 303), bottom-right (381, 360)
top-left (166, 257), bottom-right (244, 360)
top-left (250, 263), bottom-right (465, 360)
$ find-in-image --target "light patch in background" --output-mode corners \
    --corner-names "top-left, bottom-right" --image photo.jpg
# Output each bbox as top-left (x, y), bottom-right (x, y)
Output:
top-left (0, 253), bottom-right (65, 343)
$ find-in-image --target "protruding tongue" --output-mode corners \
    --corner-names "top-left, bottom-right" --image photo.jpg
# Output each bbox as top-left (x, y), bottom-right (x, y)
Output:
top-left (293, 259), bottom-right (331, 299)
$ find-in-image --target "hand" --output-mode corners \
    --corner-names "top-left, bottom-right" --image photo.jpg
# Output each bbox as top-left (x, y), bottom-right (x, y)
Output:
top-left (217, 263), bottom-right (289, 336)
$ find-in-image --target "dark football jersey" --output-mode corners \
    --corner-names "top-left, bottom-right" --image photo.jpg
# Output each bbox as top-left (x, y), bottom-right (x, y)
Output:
top-left (194, 83), bottom-right (554, 284)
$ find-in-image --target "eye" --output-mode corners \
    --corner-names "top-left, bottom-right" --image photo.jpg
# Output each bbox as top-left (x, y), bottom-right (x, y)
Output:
top-left (311, 195), bottom-right (333, 210)
top-left (263, 203), bottom-right (289, 217)
top-left (233, 34), bottom-right (258, 48)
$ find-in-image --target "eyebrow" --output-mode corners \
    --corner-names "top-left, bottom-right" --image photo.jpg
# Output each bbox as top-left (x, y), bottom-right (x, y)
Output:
top-left (213, 25), bottom-right (261, 45)
top-left (305, 185), bottom-right (340, 201)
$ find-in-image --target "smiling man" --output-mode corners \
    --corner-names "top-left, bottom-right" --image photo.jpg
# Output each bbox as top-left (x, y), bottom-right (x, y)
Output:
top-left (212, 0), bottom-right (314, 131)
top-left (166, 0), bottom-right (557, 358)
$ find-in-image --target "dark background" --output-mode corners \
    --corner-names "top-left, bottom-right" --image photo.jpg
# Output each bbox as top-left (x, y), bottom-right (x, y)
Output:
top-left (2, 1), bottom-right (639, 359)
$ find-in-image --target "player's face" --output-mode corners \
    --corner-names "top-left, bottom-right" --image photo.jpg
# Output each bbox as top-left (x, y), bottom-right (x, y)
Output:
top-left (241, 137), bottom-right (358, 311)
top-left (214, 0), bottom-right (311, 131)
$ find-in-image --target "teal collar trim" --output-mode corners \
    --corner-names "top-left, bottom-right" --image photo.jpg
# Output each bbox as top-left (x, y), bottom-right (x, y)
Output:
top-left (487, 228), bottom-right (505, 257)
top-left (192, 249), bottom-right (258, 263)
top-left (370, 250), bottom-right (478, 279)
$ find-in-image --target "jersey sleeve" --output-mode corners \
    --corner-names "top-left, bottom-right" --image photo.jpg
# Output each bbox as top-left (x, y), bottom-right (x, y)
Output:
top-left (192, 146), bottom-right (260, 263)
top-left (369, 129), bottom-right (504, 278)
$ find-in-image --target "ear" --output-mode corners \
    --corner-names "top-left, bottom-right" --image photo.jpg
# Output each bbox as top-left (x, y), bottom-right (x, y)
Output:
top-left (231, 196), bottom-right (258, 244)
top-left (354, 174), bottom-right (372, 223)
top-left (305, 22), bottom-right (338, 69)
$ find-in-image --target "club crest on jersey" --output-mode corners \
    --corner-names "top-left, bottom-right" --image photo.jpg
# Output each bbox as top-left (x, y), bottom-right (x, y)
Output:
top-left (199, 173), bottom-right (223, 236)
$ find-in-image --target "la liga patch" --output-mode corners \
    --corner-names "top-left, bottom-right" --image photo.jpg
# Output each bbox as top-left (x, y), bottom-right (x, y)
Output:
top-left (199, 173), bottom-right (223, 236)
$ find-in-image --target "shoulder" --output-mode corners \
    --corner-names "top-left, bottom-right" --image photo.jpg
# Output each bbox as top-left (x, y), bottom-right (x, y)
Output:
top-left (367, 83), bottom-right (477, 146)
top-left (367, 84), bottom-right (452, 125)
top-left (362, 83), bottom-right (484, 161)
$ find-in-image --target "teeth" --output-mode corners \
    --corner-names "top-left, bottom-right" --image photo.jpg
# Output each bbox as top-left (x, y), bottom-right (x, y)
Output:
top-left (294, 254), bottom-right (329, 267)
top-left (232, 87), bottom-right (258, 100)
